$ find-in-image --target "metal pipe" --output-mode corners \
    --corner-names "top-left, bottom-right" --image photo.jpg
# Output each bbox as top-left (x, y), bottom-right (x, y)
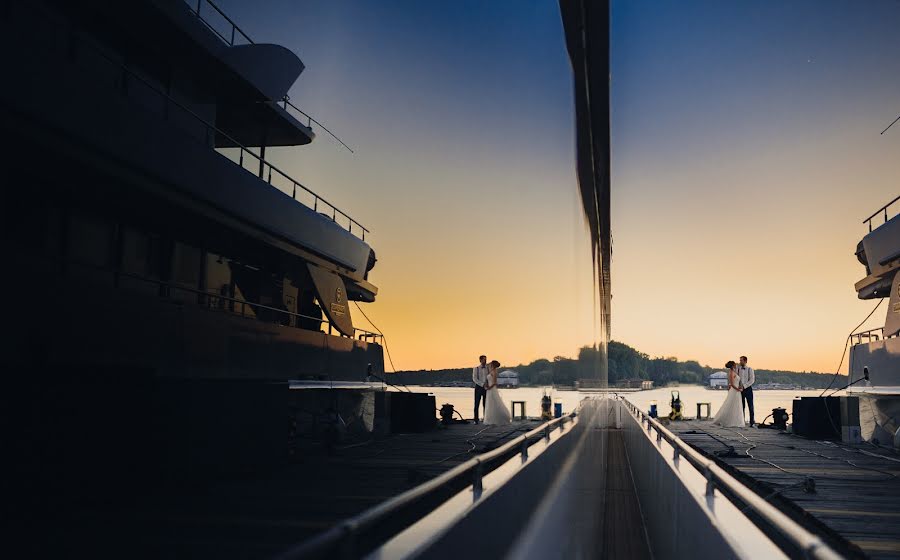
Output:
top-left (258, 143), bottom-right (266, 178)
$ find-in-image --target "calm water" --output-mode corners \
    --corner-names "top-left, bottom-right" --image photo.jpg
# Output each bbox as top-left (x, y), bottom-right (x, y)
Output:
top-left (403, 385), bottom-right (840, 423)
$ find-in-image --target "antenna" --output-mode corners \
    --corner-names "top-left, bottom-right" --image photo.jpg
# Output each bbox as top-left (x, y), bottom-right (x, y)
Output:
top-left (881, 113), bottom-right (900, 135)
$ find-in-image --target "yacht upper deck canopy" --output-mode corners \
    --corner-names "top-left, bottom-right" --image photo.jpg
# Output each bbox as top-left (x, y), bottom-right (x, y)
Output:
top-left (55, 0), bottom-right (317, 148)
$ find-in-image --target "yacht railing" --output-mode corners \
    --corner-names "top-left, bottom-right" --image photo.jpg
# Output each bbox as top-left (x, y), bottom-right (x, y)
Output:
top-left (622, 399), bottom-right (843, 560)
top-left (186, 0), bottom-right (356, 153)
top-left (278, 96), bottom-right (356, 154)
top-left (188, 0), bottom-right (253, 46)
top-left (62, 256), bottom-right (382, 343)
top-left (276, 413), bottom-right (577, 560)
top-left (133, 273), bottom-right (383, 342)
top-left (864, 194), bottom-right (900, 232)
top-left (851, 326), bottom-right (898, 345)
top-left (72, 23), bottom-right (370, 240)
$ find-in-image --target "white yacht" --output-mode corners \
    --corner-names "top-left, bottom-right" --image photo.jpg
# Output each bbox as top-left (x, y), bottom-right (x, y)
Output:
top-left (848, 196), bottom-right (900, 447)
top-left (2, 0), bottom-right (383, 381)
top-left (1, 1), bottom-right (390, 553)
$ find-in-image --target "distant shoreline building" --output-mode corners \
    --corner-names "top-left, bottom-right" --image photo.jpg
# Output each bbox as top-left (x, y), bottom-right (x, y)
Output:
top-left (708, 371), bottom-right (729, 389)
top-left (617, 378), bottom-right (654, 390)
top-left (575, 378), bottom-right (654, 390)
top-left (498, 370), bottom-right (520, 388)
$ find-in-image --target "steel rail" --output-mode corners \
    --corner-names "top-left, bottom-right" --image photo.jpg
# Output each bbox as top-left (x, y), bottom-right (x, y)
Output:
top-left (189, 0), bottom-right (253, 46)
top-left (276, 412), bottom-right (577, 560)
top-left (863, 194), bottom-right (900, 232)
top-left (622, 400), bottom-right (843, 560)
top-left (851, 326), bottom-right (886, 345)
top-left (278, 97), bottom-right (355, 154)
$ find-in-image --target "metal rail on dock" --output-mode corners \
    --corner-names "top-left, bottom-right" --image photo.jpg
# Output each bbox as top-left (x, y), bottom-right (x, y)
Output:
top-left (277, 413), bottom-right (576, 560)
top-left (622, 400), bottom-right (843, 560)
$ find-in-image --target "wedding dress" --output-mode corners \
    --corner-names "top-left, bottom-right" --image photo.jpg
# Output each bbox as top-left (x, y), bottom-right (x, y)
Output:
top-left (483, 374), bottom-right (511, 425)
top-left (713, 370), bottom-right (746, 428)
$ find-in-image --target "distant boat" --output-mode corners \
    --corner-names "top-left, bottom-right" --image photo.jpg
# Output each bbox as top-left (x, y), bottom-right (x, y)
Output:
top-left (498, 370), bottom-right (520, 388)
top-left (707, 371), bottom-right (728, 389)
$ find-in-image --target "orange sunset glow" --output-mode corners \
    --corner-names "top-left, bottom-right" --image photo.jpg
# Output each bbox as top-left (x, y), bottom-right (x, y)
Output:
top-left (225, 0), bottom-right (900, 374)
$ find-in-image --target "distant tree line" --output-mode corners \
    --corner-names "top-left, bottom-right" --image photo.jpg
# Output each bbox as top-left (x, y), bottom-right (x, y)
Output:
top-left (388, 340), bottom-right (847, 389)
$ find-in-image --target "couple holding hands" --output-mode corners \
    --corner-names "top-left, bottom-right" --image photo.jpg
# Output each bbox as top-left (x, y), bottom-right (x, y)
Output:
top-left (472, 355), bottom-right (511, 425)
top-left (713, 355), bottom-right (756, 428)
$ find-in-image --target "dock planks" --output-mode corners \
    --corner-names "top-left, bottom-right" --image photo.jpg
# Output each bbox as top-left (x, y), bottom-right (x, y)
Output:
top-left (148, 421), bottom-right (538, 558)
top-left (670, 421), bottom-right (900, 560)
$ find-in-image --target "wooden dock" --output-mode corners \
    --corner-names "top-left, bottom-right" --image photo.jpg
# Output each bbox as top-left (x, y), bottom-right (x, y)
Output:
top-left (669, 421), bottom-right (900, 560)
top-left (146, 421), bottom-right (539, 558)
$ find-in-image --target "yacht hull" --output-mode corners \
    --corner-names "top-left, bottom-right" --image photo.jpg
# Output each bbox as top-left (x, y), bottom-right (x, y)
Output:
top-left (848, 338), bottom-right (900, 447)
top-left (850, 390), bottom-right (900, 447)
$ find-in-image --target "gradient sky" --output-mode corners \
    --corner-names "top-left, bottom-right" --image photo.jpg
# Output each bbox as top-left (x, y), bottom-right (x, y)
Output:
top-left (212, 0), bottom-right (899, 374)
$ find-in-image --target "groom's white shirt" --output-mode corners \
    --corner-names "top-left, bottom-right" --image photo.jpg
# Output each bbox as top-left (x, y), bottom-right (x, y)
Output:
top-left (739, 365), bottom-right (755, 389)
top-left (473, 364), bottom-right (488, 387)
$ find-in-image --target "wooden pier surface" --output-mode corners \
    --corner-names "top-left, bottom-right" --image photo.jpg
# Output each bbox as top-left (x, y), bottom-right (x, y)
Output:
top-left (151, 421), bottom-right (539, 558)
top-left (670, 421), bottom-right (900, 560)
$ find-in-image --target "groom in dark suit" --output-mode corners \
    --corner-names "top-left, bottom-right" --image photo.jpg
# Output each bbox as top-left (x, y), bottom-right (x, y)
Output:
top-left (738, 355), bottom-right (756, 426)
top-left (472, 355), bottom-right (489, 423)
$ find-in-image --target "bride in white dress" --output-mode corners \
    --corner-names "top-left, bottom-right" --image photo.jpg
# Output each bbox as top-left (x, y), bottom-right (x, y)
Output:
top-left (713, 360), bottom-right (746, 428)
top-left (483, 360), bottom-right (511, 425)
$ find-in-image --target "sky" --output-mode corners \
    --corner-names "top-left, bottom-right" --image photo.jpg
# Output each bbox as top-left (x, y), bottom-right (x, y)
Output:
top-left (211, 0), bottom-right (900, 374)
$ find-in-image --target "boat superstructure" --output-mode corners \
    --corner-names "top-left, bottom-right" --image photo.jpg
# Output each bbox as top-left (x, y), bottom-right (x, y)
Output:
top-left (1, 1), bottom-right (391, 549)
top-left (849, 195), bottom-right (900, 447)
top-left (1, 0), bottom-right (384, 379)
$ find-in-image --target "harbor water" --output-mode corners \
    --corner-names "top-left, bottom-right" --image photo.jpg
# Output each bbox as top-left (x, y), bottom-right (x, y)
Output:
top-left (399, 385), bottom-right (843, 422)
